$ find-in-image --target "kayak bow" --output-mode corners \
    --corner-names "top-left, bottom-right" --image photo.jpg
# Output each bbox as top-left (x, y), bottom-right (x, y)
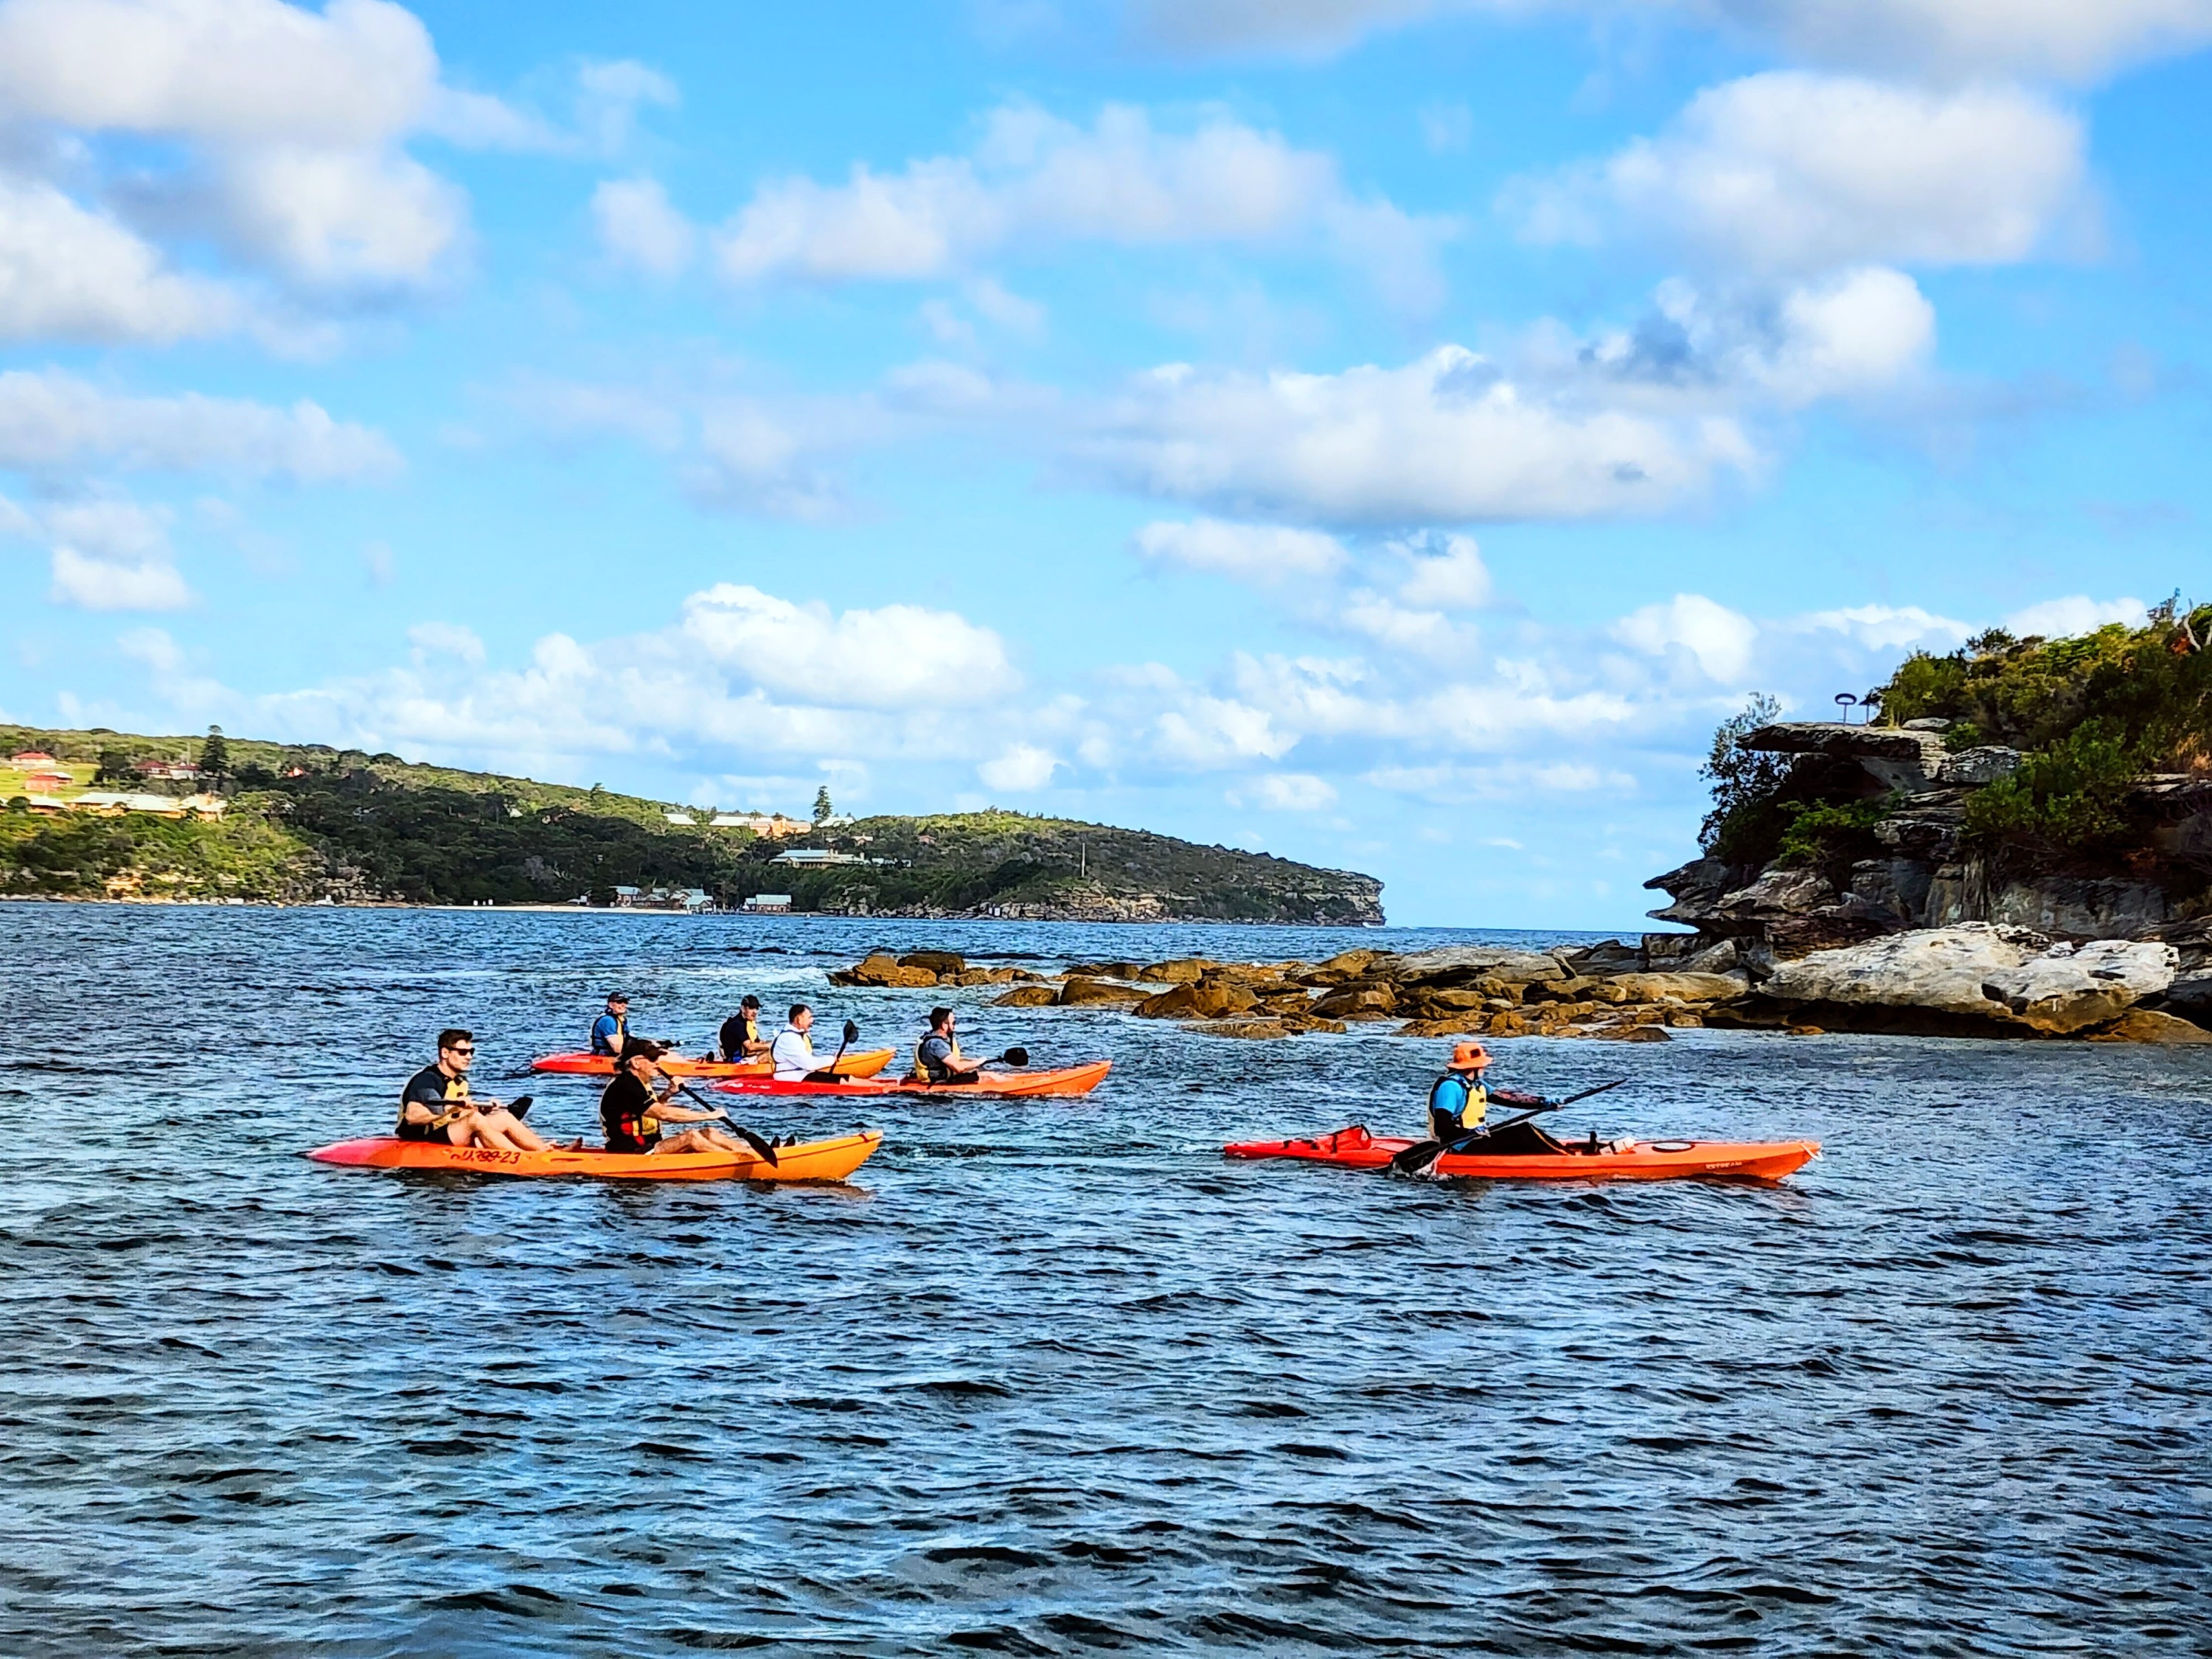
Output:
top-left (529, 1047), bottom-right (895, 1079)
top-left (715, 1060), bottom-right (1113, 1099)
top-left (1224, 1124), bottom-right (1817, 1182)
top-left (306, 1129), bottom-right (882, 1183)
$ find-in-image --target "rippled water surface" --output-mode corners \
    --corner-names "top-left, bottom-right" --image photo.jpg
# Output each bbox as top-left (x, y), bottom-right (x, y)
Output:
top-left (4, 904), bottom-right (2209, 1656)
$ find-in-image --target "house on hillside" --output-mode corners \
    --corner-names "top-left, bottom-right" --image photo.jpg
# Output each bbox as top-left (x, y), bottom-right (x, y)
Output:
top-left (140, 761), bottom-right (201, 782)
top-left (22, 770), bottom-right (72, 794)
top-left (10, 749), bottom-right (55, 767)
top-left (711, 813), bottom-right (808, 836)
top-left (74, 792), bottom-right (190, 817)
top-left (742, 893), bottom-right (793, 913)
top-left (770, 848), bottom-right (867, 867)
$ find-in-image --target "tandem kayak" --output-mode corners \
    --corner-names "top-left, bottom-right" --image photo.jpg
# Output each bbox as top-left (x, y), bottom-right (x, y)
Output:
top-left (715, 1060), bottom-right (1113, 1099)
top-left (529, 1048), bottom-right (896, 1079)
top-left (306, 1129), bottom-right (883, 1183)
top-left (1223, 1124), bottom-right (1818, 1182)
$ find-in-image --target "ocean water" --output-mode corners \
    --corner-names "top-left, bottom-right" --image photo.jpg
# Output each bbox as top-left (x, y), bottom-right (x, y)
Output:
top-left (1, 903), bottom-right (2207, 1657)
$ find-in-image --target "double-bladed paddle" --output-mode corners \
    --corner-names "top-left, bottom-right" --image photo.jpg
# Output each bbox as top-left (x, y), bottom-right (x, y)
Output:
top-left (1388, 1078), bottom-right (1628, 1177)
top-left (675, 1082), bottom-right (779, 1165)
top-left (804, 1019), bottom-right (860, 1085)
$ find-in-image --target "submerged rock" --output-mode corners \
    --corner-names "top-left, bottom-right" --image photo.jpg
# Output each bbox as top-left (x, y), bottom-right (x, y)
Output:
top-left (2089, 1009), bottom-right (2212, 1044)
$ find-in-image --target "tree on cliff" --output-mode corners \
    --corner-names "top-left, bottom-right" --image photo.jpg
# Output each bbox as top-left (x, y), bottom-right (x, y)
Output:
top-left (1699, 693), bottom-right (1790, 860)
top-left (814, 785), bottom-right (834, 823)
top-left (198, 726), bottom-right (230, 781)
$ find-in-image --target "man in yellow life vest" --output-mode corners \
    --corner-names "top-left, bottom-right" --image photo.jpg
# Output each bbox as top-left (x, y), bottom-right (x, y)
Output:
top-left (1427, 1041), bottom-right (1545, 1140)
top-left (589, 992), bottom-right (630, 1057)
top-left (397, 1028), bottom-right (549, 1152)
top-left (910, 1006), bottom-right (984, 1085)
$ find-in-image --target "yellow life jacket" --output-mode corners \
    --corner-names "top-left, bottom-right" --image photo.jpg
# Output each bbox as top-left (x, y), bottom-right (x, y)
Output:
top-left (908, 1032), bottom-right (962, 1081)
top-left (1427, 1077), bottom-right (1485, 1133)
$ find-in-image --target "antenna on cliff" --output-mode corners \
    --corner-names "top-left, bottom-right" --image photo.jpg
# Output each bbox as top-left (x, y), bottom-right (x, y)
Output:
top-left (1834, 692), bottom-right (1859, 726)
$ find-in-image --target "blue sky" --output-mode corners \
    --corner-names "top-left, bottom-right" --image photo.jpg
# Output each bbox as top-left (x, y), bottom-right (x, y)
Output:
top-left (2, 0), bottom-right (2208, 927)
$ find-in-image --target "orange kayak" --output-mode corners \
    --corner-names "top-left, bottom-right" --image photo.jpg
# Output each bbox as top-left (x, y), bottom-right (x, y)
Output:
top-left (1223, 1124), bottom-right (1818, 1182)
top-left (529, 1047), bottom-right (894, 1079)
top-left (715, 1060), bottom-right (1112, 1099)
top-left (306, 1129), bottom-right (882, 1183)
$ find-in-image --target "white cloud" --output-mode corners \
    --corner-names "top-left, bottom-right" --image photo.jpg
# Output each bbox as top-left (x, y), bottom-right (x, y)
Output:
top-left (1613, 592), bottom-right (1760, 681)
top-left (0, 369), bottom-right (401, 480)
top-left (0, 0), bottom-right (574, 305)
top-left (1704, 0), bottom-right (2212, 84)
top-left (712, 101), bottom-right (1450, 312)
top-left (1792, 602), bottom-right (1970, 651)
top-left (0, 176), bottom-right (240, 343)
top-left (1130, 1), bottom-right (2212, 83)
top-left (1133, 516), bottom-right (1346, 582)
top-left (1087, 347), bottom-right (1756, 525)
top-left (9, 494), bottom-right (190, 611)
top-left (408, 620), bottom-right (485, 664)
top-left (592, 175), bottom-right (696, 276)
top-left (2004, 594), bottom-right (2149, 638)
top-left (1576, 267), bottom-right (1937, 407)
top-left (1395, 532), bottom-right (1491, 608)
top-left (211, 143), bottom-right (466, 290)
top-left (1155, 692), bottom-right (1297, 766)
top-left (687, 402), bottom-right (850, 518)
top-left (50, 544), bottom-right (190, 611)
top-left (1340, 594), bottom-right (1464, 658)
top-left (0, 0), bottom-right (442, 145)
top-left (1513, 73), bottom-right (2087, 275)
top-left (978, 743), bottom-right (1059, 790)
top-left (1240, 771), bottom-right (1338, 810)
top-left (678, 583), bottom-right (1020, 709)
top-left (569, 58), bottom-right (679, 153)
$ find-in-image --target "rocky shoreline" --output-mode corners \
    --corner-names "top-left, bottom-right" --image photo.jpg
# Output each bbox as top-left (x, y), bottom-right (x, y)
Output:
top-left (830, 931), bottom-right (2212, 1045)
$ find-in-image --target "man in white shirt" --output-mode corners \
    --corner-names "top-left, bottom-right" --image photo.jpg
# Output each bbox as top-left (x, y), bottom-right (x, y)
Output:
top-left (770, 1004), bottom-right (817, 1081)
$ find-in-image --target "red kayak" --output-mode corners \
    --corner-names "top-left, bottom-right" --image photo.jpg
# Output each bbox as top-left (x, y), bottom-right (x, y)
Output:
top-left (1223, 1123), bottom-right (1818, 1182)
top-left (716, 1060), bottom-right (1112, 1099)
top-left (529, 1048), bottom-right (894, 1079)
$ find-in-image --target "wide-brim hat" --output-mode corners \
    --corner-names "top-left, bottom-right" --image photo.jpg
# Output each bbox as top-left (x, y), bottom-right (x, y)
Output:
top-left (619, 1035), bottom-right (666, 1062)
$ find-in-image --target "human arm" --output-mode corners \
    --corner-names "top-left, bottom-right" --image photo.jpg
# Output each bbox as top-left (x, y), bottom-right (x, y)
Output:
top-left (650, 1102), bottom-right (726, 1125)
top-left (1490, 1088), bottom-right (1546, 1107)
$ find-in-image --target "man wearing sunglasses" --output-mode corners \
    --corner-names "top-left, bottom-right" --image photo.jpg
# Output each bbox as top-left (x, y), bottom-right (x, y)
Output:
top-left (397, 1028), bottom-right (550, 1152)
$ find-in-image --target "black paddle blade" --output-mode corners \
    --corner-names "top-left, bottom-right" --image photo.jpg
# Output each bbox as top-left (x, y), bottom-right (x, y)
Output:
top-left (731, 1124), bottom-right (779, 1165)
top-left (1387, 1138), bottom-right (1444, 1175)
top-left (509, 1095), bottom-right (534, 1120)
top-left (843, 1020), bottom-right (859, 1044)
top-left (1004, 1046), bottom-right (1029, 1068)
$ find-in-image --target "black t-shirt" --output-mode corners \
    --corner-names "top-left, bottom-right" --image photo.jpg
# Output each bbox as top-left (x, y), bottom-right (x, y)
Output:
top-left (402, 1064), bottom-right (469, 1110)
top-left (600, 1070), bottom-right (662, 1152)
top-left (720, 1012), bottom-right (757, 1060)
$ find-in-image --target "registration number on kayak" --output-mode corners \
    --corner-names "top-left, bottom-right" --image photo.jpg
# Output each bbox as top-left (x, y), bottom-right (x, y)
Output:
top-left (450, 1147), bottom-right (521, 1166)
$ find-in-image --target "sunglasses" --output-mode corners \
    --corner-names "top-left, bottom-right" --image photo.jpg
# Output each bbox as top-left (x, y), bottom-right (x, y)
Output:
top-left (445, 1045), bottom-right (476, 1055)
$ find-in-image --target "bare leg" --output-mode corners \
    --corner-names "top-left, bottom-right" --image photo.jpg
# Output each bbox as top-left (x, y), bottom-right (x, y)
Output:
top-left (476, 1108), bottom-right (549, 1152)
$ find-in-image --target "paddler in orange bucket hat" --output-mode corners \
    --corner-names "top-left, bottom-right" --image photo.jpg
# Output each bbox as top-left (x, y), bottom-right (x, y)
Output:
top-left (1426, 1041), bottom-right (1545, 1141)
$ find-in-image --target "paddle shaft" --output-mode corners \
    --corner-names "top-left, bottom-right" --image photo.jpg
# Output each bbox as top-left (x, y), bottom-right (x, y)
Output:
top-left (677, 1083), bottom-right (779, 1165)
top-left (1393, 1078), bottom-right (1630, 1173)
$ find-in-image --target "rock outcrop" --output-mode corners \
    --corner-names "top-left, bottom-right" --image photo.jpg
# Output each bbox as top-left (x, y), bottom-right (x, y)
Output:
top-left (838, 919), bottom-right (2206, 1044)
top-left (1645, 720), bottom-right (2187, 959)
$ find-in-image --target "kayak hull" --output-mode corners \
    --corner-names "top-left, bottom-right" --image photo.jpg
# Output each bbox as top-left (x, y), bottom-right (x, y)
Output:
top-left (715, 1060), bottom-right (1112, 1099)
top-left (1223, 1124), bottom-right (1818, 1182)
top-left (306, 1130), bottom-right (882, 1183)
top-left (529, 1048), bottom-right (894, 1079)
